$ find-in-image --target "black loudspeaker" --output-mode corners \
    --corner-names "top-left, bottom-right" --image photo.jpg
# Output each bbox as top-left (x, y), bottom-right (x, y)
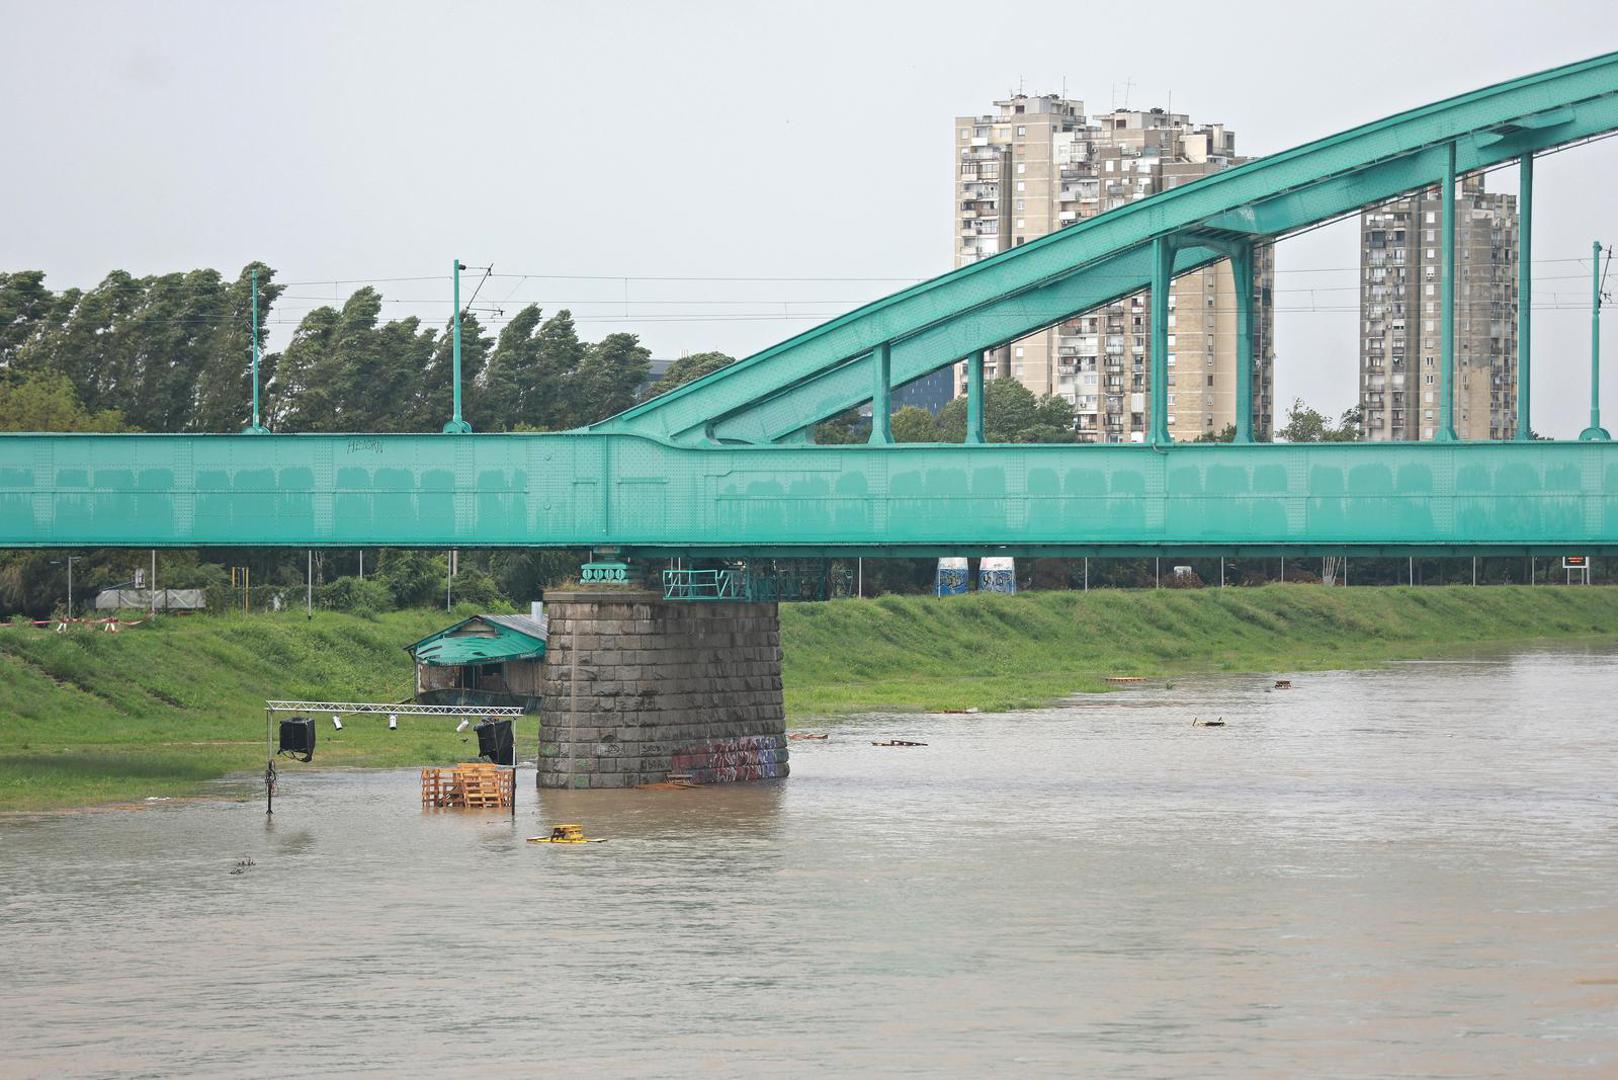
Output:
top-left (278, 717), bottom-right (316, 762)
top-left (475, 719), bottom-right (514, 766)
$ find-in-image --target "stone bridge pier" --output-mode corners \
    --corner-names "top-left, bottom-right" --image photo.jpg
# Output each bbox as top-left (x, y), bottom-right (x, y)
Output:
top-left (537, 589), bottom-right (787, 788)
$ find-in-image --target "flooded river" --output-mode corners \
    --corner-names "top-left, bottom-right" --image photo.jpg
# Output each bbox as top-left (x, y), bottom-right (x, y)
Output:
top-left (3, 647), bottom-right (1617, 1078)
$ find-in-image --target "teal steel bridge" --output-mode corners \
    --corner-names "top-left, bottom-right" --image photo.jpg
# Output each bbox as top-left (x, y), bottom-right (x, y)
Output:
top-left (4, 53), bottom-right (1618, 559)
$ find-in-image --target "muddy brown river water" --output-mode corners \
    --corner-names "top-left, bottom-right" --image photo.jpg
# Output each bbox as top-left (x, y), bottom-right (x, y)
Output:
top-left (2, 646), bottom-right (1616, 1078)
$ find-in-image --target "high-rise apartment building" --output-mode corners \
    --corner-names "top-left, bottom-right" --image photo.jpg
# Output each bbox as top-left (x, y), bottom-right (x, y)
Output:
top-left (1358, 175), bottom-right (1518, 440)
top-left (953, 94), bottom-right (1274, 442)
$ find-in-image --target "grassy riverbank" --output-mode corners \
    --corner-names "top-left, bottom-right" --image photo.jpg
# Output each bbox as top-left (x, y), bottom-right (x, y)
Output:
top-left (2, 586), bottom-right (1615, 810)
top-left (780, 585), bottom-right (1618, 715)
top-left (0, 610), bottom-right (452, 811)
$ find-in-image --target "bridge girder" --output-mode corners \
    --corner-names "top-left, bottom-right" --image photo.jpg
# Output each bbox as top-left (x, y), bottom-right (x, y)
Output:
top-left (4, 433), bottom-right (1616, 555)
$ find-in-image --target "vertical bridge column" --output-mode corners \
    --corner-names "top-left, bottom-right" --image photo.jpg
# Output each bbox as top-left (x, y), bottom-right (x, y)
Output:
top-left (538, 589), bottom-right (787, 788)
top-left (869, 341), bottom-right (893, 444)
top-left (1150, 236), bottom-right (1175, 446)
top-left (965, 349), bottom-right (986, 444)
top-left (1437, 142), bottom-right (1458, 441)
top-left (1517, 152), bottom-right (1534, 439)
top-left (1229, 240), bottom-right (1256, 444)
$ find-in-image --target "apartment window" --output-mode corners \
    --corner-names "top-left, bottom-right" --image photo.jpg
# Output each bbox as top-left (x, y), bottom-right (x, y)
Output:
top-left (1425, 212), bottom-right (1436, 224)
top-left (1206, 375), bottom-right (1215, 387)
top-left (1015, 199), bottom-right (1024, 211)
top-left (1016, 125), bottom-right (1027, 136)
top-left (1016, 237), bottom-right (1026, 245)
top-left (1016, 182), bottom-right (1025, 192)
top-left (1016, 163), bottom-right (1026, 174)
top-left (960, 128), bottom-right (969, 139)
top-left (1016, 219), bottom-right (1025, 229)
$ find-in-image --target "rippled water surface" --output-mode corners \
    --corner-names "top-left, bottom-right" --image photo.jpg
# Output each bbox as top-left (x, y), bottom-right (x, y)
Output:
top-left (3, 647), bottom-right (1618, 1078)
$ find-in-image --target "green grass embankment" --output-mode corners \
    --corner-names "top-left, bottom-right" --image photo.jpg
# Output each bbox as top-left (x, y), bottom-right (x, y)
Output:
top-left (780, 585), bottom-right (1618, 715)
top-left (2, 586), bottom-right (1616, 811)
top-left (0, 610), bottom-right (452, 811)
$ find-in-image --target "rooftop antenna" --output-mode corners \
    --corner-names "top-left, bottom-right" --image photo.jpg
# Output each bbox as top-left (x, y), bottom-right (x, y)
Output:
top-left (1121, 76), bottom-right (1136, 109)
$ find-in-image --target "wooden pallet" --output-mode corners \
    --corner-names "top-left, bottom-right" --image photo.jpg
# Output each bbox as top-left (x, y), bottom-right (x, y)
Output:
top-left (422, 764), bottom-right (514, 809)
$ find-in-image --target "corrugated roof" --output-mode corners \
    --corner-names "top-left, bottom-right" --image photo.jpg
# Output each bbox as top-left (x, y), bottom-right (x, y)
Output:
top-left (405, 613), bottom-right (549, 666)
top-left (480, 613), bottom-right (549, 640)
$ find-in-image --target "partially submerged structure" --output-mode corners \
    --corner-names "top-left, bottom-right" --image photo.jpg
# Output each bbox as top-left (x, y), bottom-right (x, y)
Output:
top-left (406, 613), bottom-right (547, 711)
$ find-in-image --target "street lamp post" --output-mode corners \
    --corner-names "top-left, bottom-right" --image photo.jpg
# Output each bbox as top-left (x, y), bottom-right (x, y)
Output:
top-left (51, 556), bottom-right (80, 619)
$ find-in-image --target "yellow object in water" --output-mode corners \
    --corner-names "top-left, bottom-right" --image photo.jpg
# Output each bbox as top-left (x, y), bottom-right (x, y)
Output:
top-left (527, 823), bottom-right (607, 844)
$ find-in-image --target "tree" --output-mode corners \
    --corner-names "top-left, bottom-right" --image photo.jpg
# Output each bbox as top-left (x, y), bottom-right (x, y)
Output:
top-left (813, 409), bottom-right (866, 444)
top-left (1193, 423), bottom-right (1238, 443)
top-left (480, 307), bottom-right (587, 430)
top-left (1277, 398), bottom-right (1360, 443)
top-left (890, 405), bottom-right (940, 442)
top-left (935, 379), bottom-right (1074, 443)
top-left (642, 351), bottom-right (736, 400)
top-left (0, 370), bottom-right (123, 432)
top-left (574, 332), bottom-right (651, 425)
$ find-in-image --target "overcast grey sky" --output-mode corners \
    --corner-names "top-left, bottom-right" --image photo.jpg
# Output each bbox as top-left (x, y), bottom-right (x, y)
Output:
top-left (5, 0), bottom-right (1617, 435)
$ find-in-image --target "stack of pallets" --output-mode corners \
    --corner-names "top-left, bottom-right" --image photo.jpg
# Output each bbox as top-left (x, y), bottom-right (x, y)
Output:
top-left (421, 763), bottom-right (515, 809)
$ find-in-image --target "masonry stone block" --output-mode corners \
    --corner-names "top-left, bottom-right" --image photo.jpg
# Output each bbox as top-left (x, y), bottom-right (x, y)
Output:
top-left (538, 590), bottom-right (788, 789)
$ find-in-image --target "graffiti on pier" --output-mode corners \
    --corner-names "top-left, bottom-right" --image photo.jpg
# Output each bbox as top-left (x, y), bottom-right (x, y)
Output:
top-left (670, 734), bottom-right (789, 783)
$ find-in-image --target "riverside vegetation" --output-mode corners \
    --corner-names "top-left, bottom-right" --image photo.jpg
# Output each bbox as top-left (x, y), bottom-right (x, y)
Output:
top-left (3, 586), bottom-right (1617, 811)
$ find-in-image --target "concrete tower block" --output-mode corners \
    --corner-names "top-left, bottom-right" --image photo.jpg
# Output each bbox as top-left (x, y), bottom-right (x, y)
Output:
top-left (537, 590), bottom-right (788, 789)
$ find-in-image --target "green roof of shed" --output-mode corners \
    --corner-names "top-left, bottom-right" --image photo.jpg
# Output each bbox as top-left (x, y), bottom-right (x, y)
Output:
top-left (406, 614), bottom-right (548, 667)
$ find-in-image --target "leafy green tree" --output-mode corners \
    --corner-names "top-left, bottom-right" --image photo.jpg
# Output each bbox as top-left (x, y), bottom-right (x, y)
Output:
top-left (890, 405), bottom-right (940, 442)
top-left (1193, 423), bottom-right (1238, 443)
top-left (0, 370), bottom-right (124, 432)
top-left (813, 409), bottom-right (866, 444)
top-left (574, 332), bottom-right (651, 424)
top-left (1278, 398), bottom-right (1361, 443)
top-left (936, 379), bottom-right (1074, 442)
top-left (0, 271), bottom-right (79, 365)
top-left (642, 351), bottom-right (736, 400)
top-left (481, 307), bottom-right (588, 430)
top-left (375, 549), bottom-right (449, 608)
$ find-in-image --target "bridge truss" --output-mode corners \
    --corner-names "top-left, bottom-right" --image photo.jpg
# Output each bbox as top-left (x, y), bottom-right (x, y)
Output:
top-left (4, 53), bottom-right (1618, 557)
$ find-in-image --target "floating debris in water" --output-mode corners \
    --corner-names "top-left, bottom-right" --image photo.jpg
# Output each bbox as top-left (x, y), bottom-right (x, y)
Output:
top-left (229, 857), bottom-right (256, 875)
top-left (527, 824), bottom-right (607, 844)
top-left (872, 740), bottom-right (928, 747)
top-left (1191, 717), bottom-right (1226, 728)
top-left (788, 732), bottom-right (829, 741)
